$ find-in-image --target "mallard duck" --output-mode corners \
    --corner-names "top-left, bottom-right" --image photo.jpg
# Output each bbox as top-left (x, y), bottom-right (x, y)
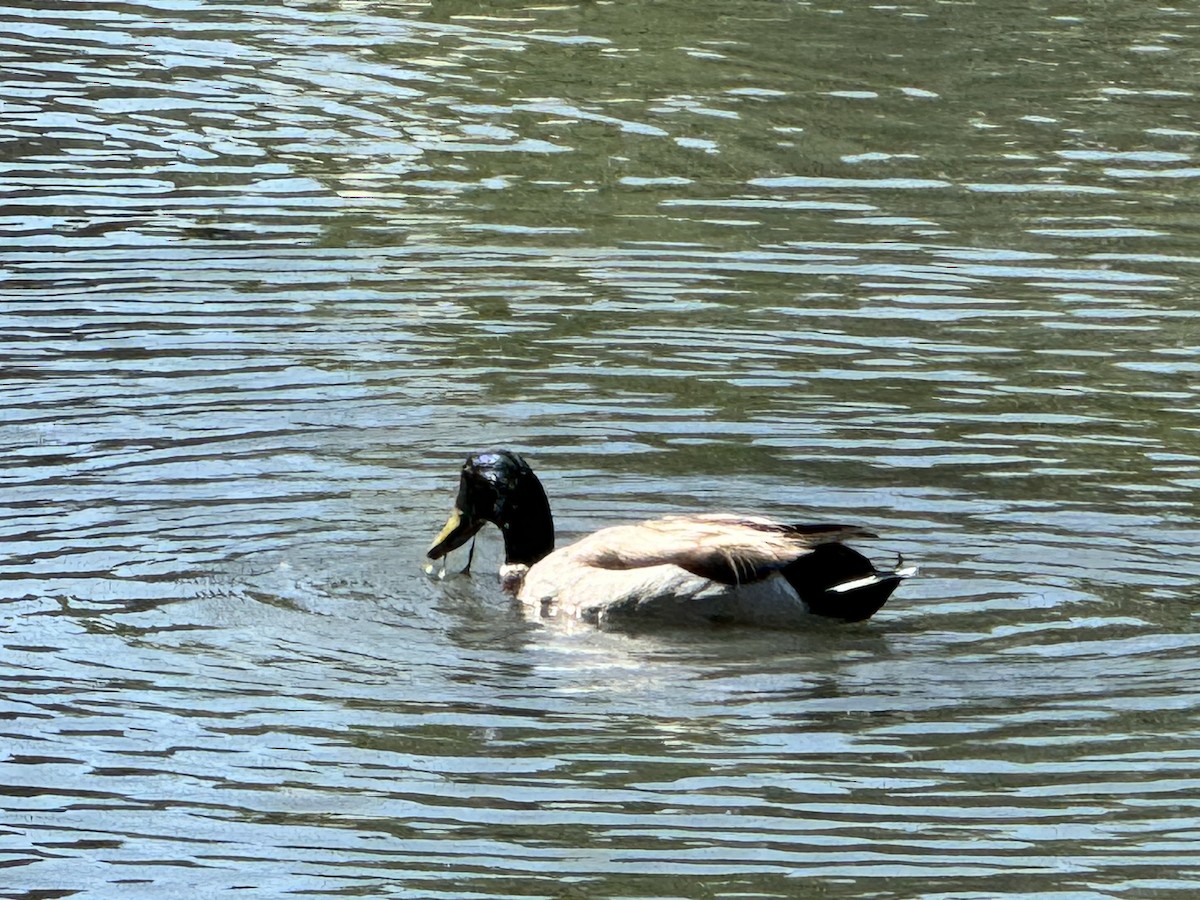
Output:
top-left (427, 450), bottom-right (914, 628)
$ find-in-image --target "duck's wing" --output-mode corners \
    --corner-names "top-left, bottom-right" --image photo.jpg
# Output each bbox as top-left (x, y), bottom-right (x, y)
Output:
top-left (572, 514), bottom-right (876, 586)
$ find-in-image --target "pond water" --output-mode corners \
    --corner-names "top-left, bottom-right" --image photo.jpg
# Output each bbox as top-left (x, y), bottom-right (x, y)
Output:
top-left (3, 0), bottom-right (1200, 896)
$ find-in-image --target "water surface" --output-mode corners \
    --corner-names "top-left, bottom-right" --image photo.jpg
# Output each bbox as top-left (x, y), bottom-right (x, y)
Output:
top-left (3, 0), bottom-right (1200, 896)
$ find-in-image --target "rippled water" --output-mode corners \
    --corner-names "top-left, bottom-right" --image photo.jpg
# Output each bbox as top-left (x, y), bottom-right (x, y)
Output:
top-left (4, 0), bottom-right (1200, 896)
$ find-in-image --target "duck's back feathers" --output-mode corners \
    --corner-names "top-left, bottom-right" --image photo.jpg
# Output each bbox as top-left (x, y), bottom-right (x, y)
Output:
top-left (576, 514), bottom-right (874, 584)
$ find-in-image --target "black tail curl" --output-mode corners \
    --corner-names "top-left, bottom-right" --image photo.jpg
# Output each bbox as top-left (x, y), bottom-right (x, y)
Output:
top-left (782, 543), bottom-right (904, 622)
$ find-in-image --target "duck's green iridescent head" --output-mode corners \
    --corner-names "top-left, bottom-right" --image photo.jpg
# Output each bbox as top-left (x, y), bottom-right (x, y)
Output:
top-left (427, 450), bottom-right (555, 567)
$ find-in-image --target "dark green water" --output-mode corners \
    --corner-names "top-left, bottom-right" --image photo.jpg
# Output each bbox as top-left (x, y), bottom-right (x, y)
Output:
top-left (3, 0), bottom-right (1199, 896)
